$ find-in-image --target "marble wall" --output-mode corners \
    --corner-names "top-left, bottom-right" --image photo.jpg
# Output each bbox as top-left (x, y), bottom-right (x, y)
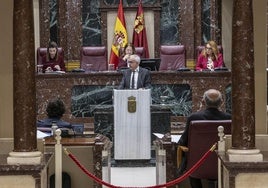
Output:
top-left (40, 0), bottom-right (221, 61)
top-left (71, 84), bottom-right (191, 117)
top-left (36, 71), bottom-right (231, 125)
top-left (49, 0), bottom-right (58, 43)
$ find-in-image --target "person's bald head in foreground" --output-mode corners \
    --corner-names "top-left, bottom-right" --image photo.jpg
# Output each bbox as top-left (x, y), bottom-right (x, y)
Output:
top-left (202, 89), bottom-right (223, 108)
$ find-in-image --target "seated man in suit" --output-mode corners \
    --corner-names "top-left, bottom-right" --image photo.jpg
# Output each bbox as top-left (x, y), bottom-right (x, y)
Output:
top-left (37, 98), bottom-right (71, 129)
top-left (118, 54), bottom-right (151, 89)
top-left (178, 89), bottom-right (231, 188)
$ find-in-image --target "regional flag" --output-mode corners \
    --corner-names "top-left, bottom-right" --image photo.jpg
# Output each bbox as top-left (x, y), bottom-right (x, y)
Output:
top-left (132, 0), bottom-right (149, 58)
top-left (109, 0), bottom-right (128, 69)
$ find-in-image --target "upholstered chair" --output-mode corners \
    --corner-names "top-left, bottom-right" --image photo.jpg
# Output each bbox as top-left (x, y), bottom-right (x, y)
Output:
top-left (185, 120), bottom-right (231, 180)
top-left (80, 46), bottom-right (108, 71)
top-left (135, 47), bottom-right (146, 58)
top-left (196, 45), bottom-right (224, 64)
top-left (159, 45), bottom-right (186, 71)
top-left (36, 47), bottom-right (64, 65)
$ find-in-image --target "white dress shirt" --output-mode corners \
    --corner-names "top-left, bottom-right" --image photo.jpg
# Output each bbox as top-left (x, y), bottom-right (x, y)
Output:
top-left (130, 67), bottom-right (139, 89)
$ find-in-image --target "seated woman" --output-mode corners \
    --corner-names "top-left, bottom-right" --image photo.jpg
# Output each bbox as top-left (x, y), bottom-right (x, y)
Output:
top-left (195, 40), bottom-right (223, 71)
top-left (37, 98), bottom-right (71, 129)
top-left (118, 43), bottom-right (136, 69)
top-left (41, 41), bottom-right (66, 73)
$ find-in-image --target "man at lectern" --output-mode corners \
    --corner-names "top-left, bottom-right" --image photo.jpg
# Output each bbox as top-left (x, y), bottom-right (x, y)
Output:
top-left (118, 54), bottom-right (151, 89)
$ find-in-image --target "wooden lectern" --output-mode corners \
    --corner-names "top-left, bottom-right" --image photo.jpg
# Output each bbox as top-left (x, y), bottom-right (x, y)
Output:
top-left (113, 89), bottom-right (151, 160)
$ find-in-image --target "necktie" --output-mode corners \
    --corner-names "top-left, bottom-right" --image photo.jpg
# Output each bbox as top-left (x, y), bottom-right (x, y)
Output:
top-left (131, 71), bottom-right (135, 89)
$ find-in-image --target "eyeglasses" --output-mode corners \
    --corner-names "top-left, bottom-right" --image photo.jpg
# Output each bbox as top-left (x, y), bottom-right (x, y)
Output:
top-left (206, 47), bottom-right (212, 50)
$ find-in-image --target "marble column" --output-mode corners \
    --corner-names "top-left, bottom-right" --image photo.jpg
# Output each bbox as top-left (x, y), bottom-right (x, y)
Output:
top-left (58, 0), bottom-right (83, 61)
top-left (210, 0), bottom-right (221, 43)
top-left (8, 0), bottom-right (41, 164)
top-left (180, 0), bottom-right (195, 59)
top-left (228, 0), bottom-right (262, 161)
top-left (39, 0), bottom-right (50, 47)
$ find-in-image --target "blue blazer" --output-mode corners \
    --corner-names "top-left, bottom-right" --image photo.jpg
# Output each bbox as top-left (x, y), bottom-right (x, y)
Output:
top-left (37, 117), bottom-right (72, 129)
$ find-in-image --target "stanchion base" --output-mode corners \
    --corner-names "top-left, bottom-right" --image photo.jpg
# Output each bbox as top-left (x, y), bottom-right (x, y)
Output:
top-left (227, 149), bottom-right (263, 162)
top-left (7, 151), bottom-right (42, 165)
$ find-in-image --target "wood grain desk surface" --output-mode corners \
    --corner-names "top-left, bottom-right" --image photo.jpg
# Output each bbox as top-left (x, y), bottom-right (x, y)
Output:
top-left (44, 135), bottom-right (96, 146)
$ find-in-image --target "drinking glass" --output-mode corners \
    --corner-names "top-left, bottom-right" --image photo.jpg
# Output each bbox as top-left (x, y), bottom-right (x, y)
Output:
top-left (108, 64), bottom-right (115, 72)
top-left (37, 65), bottom-right (43, 74)
top-left (167, 63), bottom-right (172, 71)
top-left (160, 95), bottom-right (169, 105)
top-left (86, 64), bottom-right (93, 72)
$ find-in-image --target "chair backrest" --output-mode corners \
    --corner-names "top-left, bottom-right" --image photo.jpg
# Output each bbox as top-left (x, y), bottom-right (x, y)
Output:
top-left (186, 120), bottom-right (231, 180)
top-left (159, 45), bottom-right (186, 71)
top-left (196, 45), bottom-right (223, 61)
top-left (37, 47), bottom-right (64, 65)
top-left (80, 46), bottom-right (108, 71)
top-left (135, 47), bottom-right (146, 58)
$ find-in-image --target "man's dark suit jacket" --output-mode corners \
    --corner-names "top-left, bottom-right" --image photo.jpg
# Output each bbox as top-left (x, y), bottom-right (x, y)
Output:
top-left (178, 107), bottom-right (231, 147)
top-left (118, 67), bottom-right (151, 89)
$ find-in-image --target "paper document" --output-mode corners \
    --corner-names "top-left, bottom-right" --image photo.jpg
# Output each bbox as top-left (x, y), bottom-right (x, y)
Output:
top-left (171, 135), bottom-right (182, 143)
top-left (153, 133), bottom-right (165, 139)
top-left (55, 70), bottom-right (66, 74)
top-left (37, 130), bottom-right (50, 139)
top-left (153, 133), bottom-right (182, 143)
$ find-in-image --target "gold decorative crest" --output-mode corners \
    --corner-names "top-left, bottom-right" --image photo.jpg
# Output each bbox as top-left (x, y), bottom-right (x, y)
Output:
top-left (134, 14), bottom-right (144, 34)
top-left (128, 96), bottom-right (136, 113)
top-left (112, 31), bottom-right (127, 50)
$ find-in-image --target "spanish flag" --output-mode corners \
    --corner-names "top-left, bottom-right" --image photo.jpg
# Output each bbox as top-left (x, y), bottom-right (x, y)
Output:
top-left (109, 0), bottom-right (128, 69)
top-left (132, 0), bottom-right (149, 58)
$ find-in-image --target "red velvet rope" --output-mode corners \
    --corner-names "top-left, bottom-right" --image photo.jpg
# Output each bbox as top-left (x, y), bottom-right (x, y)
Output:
top-left (64, 144), bottom-right (216, 188)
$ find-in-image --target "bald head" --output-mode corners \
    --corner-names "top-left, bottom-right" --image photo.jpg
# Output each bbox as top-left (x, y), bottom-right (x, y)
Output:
top-left (202, 89), bottom-right (223, 108)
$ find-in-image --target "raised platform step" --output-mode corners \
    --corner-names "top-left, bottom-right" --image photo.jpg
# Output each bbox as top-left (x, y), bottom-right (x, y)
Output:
top-left (111, 158), bottom-right (156, 167)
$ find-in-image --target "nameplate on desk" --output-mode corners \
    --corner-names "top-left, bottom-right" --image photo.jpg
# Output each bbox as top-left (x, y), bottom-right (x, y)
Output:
top-left (214, 67), bottom-right (229, 71)
top-left (177, 67), bottom-right (191, 72)
top-left (44, 71), bottom-right (66, 74)
top-left (71, 68), bottom-right (85, 72)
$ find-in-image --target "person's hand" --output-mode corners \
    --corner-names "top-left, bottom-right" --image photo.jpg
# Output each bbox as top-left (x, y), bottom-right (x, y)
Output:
top-left (123, 54), bottom-right (130, 61)
top-left (45, 67), bottom-right (53, 73)
top-left (54, 65), bottom-right (61, 71)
